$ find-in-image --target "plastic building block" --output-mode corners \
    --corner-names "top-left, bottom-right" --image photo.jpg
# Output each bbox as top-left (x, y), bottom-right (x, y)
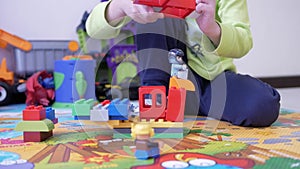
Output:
top-left (165, 87), bottom-right (186, 122)
top-left (45, 107), bottom-right (55, 120)
top-left (45, 107), bottom-right (57, 124)
top-left (133, 0), bottom-right (195, 18)
top-left (138, 86), bottom-right (167, 120)
top-left (15, 119), bottom-right (55, 132)
top-left (74, 115), bottom-right (90, 120)
top-left (22, 105), bottom-right (46, 121)
top-left (16, 106), bottom-right (55, 142)
top-left (160, 0), bottom-right (195, 18)
top-left (72, 98), bottom-right (95, 116)
top-left (90, 103), bottom-right (109, 121)
top-left (23, 131), bottom-right (53, 142)
top-left (133, 0), bottom-right (169, 6)
top-left (0, 29), bottom-right (32, 51)
top-left (169, 76), bottom-right (195, 91)
top-left (135, 146), bottom-right (159, 160)
top-left (108, 98), bottom-right (130, 120)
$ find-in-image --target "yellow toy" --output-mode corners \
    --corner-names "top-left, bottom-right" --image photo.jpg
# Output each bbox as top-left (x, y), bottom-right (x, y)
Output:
top-left (131, 123), bottom-right (159, 159)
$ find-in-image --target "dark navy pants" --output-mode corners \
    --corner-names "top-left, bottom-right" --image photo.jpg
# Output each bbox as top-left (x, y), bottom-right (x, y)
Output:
top-left (135, 18), bottom-right (281, 127)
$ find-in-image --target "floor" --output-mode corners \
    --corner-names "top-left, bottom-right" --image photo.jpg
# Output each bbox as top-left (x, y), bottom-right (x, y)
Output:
top-left (277, 87), bottom-right (300, 111)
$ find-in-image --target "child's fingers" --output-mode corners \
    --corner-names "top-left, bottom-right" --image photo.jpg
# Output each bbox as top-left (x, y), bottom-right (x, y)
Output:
top-left (196, 0), bottom-right (212, 4)
top-left (195, 3), bottom-right (208, 14)
top-left (130, 5), bottom-right (163, 24)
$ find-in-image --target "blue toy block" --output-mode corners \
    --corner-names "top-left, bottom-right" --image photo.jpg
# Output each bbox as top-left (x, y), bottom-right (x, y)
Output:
top-left (135, 150), bottom-right (149, 160)
top-left (108, 98), bottom-right (130, 120)
top-left (135, 147), bottom-right (159, 160)
top-left (45, 107), bottom-right (55, 121)
top-left (74, 115), bottom-right (90, 120)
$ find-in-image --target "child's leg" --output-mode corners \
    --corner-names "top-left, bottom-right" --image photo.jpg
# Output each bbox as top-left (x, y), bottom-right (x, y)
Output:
top-left (198, 71), bottom-right (281, 127)
top-left (135, 18), bottom-right (187, 88)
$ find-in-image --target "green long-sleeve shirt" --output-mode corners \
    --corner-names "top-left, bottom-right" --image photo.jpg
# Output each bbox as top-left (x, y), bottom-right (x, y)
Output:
top-left (86, 0), bottom-right (253, 80)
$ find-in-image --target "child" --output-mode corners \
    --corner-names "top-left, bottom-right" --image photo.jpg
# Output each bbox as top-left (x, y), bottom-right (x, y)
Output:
top-left (86, 0), bottom-right (281, 127)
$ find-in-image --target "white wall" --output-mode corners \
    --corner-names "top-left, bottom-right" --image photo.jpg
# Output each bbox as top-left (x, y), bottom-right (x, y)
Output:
top-left (234, 0), bottom-right (300, 77)
top-left (0, 0), bottom-right (99, 40)
top-left (1, 0), bottom-right (300, 77)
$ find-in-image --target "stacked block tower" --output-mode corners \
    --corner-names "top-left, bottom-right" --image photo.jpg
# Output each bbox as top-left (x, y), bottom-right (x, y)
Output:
top-left (15, 106), bottom-right (55, 142)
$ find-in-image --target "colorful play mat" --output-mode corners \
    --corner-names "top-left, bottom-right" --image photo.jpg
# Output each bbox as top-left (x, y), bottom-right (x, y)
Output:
top-left (0, 104), bottom-right (300, 169)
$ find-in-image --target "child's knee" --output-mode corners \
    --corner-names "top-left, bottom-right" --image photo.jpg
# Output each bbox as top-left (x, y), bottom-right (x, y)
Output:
top-left (233, 90), bottom-right (281, 127)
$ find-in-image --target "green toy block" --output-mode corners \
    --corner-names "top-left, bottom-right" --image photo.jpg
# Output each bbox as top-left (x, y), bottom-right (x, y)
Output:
top-left (15, 119), bottom-right (54, 132)
top-left (72, 99), bottom-right (95, 116)
top-left (113, 133), bottom-right (132, 139)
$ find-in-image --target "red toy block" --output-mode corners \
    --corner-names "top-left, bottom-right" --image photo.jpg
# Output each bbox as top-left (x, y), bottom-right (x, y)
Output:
top-left (165, 87), bottom-right (186, 122)
top-left (161, 0), bottom-right (195, 18)
top-left (133, 0), bottom-right (169, 7)
top-left (162, 0), bottom-right (195, 9)
top-left (134, 0), bottom-right (196, 18)
top-left (22, 105), bottom-right (46, 121)
top-left (23, 131), bottom-right (53, 142)
top-left (101, 99), bottom-right (111, 106)
top-left (139, 86), bottom-right (167, 120)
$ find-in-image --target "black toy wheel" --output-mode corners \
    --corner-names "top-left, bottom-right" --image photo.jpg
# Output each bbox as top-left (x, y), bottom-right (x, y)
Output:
top-left (0, 81), bottom-right (13, 106)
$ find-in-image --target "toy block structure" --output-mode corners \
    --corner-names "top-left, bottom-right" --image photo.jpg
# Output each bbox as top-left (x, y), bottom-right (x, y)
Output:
top-left (90, 101), bottom-right (110, 121)
top-left (133, 0), bottom-right (196, 18)
top-left (72, 98), bottom-right (96, 120)
top-left (108, 98), bottom-right (130, 120)
top-left (138, 85), bottom-right (187, 122)
top-left (15, 106), bottom-right (54, 142)
top-left (111, 49), bottom-right (195, 140)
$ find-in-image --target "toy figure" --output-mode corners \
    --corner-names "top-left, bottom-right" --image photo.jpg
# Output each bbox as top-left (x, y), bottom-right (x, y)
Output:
top-left (168, 48), bottom-right (188, 79)
top-left (26, 71), bottom-right (55, 106)
top-left (131, 123), bottom-right (159, 160)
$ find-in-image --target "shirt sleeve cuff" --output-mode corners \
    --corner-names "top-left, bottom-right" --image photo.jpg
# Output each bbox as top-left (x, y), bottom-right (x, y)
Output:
top-left (86, 1), bottom-right (130, 39)
top-left (201, 22), bottom-right (234, 56)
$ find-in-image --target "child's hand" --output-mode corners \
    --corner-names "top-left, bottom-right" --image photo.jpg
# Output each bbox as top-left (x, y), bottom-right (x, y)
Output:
top-left (195, 0), bottom-right (221, 46)
top-left (109, 0), bottom-right (164, 24)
